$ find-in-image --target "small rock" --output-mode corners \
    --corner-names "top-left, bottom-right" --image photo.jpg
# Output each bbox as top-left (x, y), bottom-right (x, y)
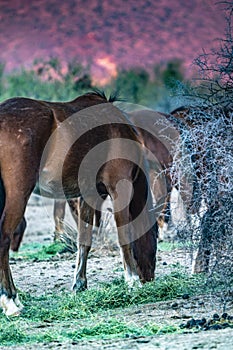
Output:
top-left (182, 293), bottom-right (190, 300)
top-left (213, 313), bottom-right (220, 320)
top-left (209, 324), bottom-right (223, 330)
top-left (221, 312), bottom-right (228, 319)
top-left (135, 310), bottom-right (142, 314)
top-left (171, 302), bottom-right (179, 308)
top-left (136, 338), bottom-right (150, 344)
top-left (195, 318), bottom-right (207, 327)
top-left (186, 318), bottom-right (197, 328)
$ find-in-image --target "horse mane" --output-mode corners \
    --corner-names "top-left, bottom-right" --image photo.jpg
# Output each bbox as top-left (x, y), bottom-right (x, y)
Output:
top-left (89, 89), bottom-right (120, 102)
top-left (71, 89), bottom-right (120, 104)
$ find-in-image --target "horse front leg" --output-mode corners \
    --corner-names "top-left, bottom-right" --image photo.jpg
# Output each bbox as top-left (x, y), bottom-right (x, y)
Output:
top-left (110, 183), bottom-right (140, 288)
top-left (70, 198), bottom-right (94, 292)
top-left (120, 243), bottom-right (141, 288)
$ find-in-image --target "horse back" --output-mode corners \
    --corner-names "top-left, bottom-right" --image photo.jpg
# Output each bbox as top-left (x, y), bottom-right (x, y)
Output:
top-left (0, 97), bottom-right (56, 174)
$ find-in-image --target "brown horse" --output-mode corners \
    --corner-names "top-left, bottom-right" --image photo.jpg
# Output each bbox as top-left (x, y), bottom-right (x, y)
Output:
top-left (52, 106), bottom-right (209, 272)
top-left (50, 105), bottom-right (231, 275)
top-left (51, 108), bottom-right (175, 243)
top-left (0, 92), bottom-right (157, 316)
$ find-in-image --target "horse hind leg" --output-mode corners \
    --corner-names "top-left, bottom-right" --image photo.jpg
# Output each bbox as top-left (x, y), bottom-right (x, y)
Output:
top-left (10, 216), bottom-right (27, 252)
top-left (0, 198), bottom-right (29, 316)
top-left (0, 166), bottom-right (36, 316)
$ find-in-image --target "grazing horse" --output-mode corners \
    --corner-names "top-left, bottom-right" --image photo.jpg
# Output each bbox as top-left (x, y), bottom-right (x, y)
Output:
top-left (49, 105), bottom-right (232, 275)
top-left (51, 108), bottom-right (176, 243)
top-left (0, 92), bottom-right (157, 316)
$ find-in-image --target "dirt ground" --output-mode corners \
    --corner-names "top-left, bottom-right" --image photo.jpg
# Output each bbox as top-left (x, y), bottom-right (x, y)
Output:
top-left (4, 194), bottom-right (233, 350)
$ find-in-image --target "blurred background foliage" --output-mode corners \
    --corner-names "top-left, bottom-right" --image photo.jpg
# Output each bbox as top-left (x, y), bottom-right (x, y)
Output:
top-left (0, 57), bottom-right (188, 112)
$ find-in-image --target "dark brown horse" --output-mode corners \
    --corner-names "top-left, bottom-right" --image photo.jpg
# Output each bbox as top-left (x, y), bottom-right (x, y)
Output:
top-left (52, 106), bottom-right (212, 273)
top-left (0, 92), bottom-right (157, 316)
top-left (51, 108), bottom-right (175, 243)
top-left (50, 105), bottom-right (231, 275)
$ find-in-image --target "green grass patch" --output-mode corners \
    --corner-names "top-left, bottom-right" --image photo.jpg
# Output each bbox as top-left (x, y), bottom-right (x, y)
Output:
top-left (158, 241), bottom-right (188, 252)
top-left (0, 270), bottom-right (207, 346)
top-left (13, 270), bottom-right (207, 322)
top-left (0, 317), bottom-right (182, 345)
top-left (10, 242), bottom-right (65, 261)
top-left (0, 322), bottom-right (29, 345)
top-left (158, 241), bottom-right (180, 252)
top-left (62, 319), bottom-right (142, 340)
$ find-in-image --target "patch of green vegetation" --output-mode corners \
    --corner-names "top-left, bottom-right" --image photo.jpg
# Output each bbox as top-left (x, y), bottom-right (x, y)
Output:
top-left (0, 270), bottom-right (208, 346)
top-left (0, 317), bottom-right (182, 346)
top-left (10, 242), bottom-right (65, 261)
top-left (12, 270), bottom-right (206, 322)
top-left (158, 241), bottom-right (181, 252)
top-left (62, 319), bottom-right (142, 340)
top-left (0, 322), bottom-right (29, 345)
top-left (146, 323), bottom-right (180, 335)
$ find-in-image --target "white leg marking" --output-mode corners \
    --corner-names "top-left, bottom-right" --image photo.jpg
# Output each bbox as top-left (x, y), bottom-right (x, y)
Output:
top-left (124, 268), bottom-right (141, 289)
top-left (119, 247), bottom-right (142, 289)
top-left (0, 295), bottom-right (22, 316)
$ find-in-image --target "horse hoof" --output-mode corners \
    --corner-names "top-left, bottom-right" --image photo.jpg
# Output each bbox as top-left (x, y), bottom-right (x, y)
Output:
top-left (125, 273), bottom-right (142, 290)
top-left (15, 295), bottom-right (24, 311)
top-left (0, 295), bottom-right (23, 316)
top-left (72, 280), bottom-right (87, 292)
